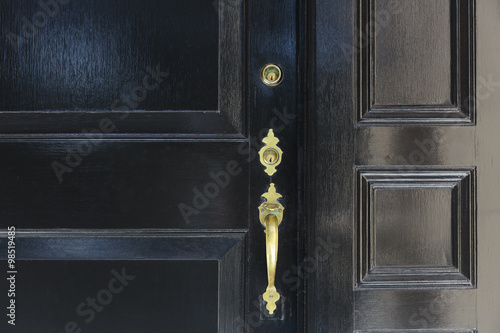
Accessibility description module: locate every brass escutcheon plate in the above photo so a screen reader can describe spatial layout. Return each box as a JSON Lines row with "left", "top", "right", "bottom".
{"left": 258, "top": 129, "right": 283, "bottom": 176}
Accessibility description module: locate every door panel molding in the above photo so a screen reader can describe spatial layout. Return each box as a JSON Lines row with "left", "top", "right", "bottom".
{"left": 0, "top": 230, "right": 246, "bottom": 332}
{"left": 0, "top": 141, "right": 249, "bottom": 229}
{"left": 356, "top": 166, "right": 477, "bottom": 289}
{"left": 0, "top": 230, "right": 246, "bottom": 260}
{"left": 0, "top": 0, "right": 245, "bottom": 136}
{"left": 356, "top": 0, "right": 476, "bottom": 125}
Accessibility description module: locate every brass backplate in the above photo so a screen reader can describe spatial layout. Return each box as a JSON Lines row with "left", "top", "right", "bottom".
{"left": 258, "top": 183, "right": 284, "bottom": 226}
{"left": 258, "top": 129, "right": 283, "bottom": 176}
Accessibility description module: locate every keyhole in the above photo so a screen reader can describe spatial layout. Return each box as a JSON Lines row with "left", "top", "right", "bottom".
{"left": 260, "top": 64, "right": 283, "bottom": 86}
{"left": 263, "top": 148, "right": 279, "bottom": 165}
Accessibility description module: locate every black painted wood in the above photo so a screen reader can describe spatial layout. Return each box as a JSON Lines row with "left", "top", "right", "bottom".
{"left": 0, "top": 141, "right": 249, "bottom": 229}
{"left": 356, "top": 167, "right": 476, "bottom": 289}
{"left": 0, "top": 231, "right": 245, "bottom": 260}
{"left": 0, "top": 231, "right": 246, "bottom": 332}
{"left": 309, "top": 0, "right": 500, "bottom": 332}
{"left": 1, "top": 0, "right": 219, "bottom": 112}
{"left": 0, "top": 0, "right": 244, "bottom": 135}
{"left": 4, "top": 0, "right": 499, "bottom": 331}
{"left": 356, "top": 0, "right": 475, "bottom": 125}
{"left": 247, "top": 0, "right": 303, "bottom": 330}
{"left": 0, "top": 0, "right": 303, "bottom": 332}
{"left": 2, "top": 260, "right": 219, "bottom": 333}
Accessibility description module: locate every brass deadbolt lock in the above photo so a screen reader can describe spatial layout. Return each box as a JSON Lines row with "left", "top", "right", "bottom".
{"left": 260, "top": 64, "right": 283, "bottom": 86}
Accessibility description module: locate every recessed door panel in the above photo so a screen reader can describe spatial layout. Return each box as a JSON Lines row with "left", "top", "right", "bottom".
{"left": 0, "top": 0, "right": 244, "bottom": 135}
{"left": 309, "top": 0, "right": 500, "bottom": 331}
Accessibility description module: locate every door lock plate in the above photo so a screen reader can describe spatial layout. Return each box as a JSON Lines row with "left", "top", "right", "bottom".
{"left": 259, "top": 129, "right": 283, "bottom": 176}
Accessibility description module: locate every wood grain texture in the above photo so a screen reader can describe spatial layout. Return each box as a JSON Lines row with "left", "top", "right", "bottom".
{"left": 356, "top": 0, "right": 476, "bottom": 125}
{"left": 308, "top": 0, "right": 500, "bottom": 331}
{"left": 247, "top": 0, "right": 303, "bottom": 331}
{"left": 0, "top": 0, "right": 244, "bottom": 135}
{"left": 0, "top": 231, "right": 246, "bottom": 260}
{"left": 308, "top": 0, "right": 356, "bottom": 331}
{"left": 0, "top": 1, "right": 249, "bottom": 332}
{"left": 219, "top": 234, "right": 246, "bottom": 332}
{"left": 356, "top": 167, "right": 476, "bottom": 289}
{"left": 0, "top": 0, "right": 305, "bottom": 331}
{"left": 0, "top": 141, "right": 248, "bottom": 229}
{"left": 0, "top": 0, "right": 219, "bottom": 111}
{"left": 373, "top": 0, "right": 452, "bottom": 106}
{"left": 475, "top": 0, "right": 500, "bottom": 330}
{"left": 354, "top": 290, "right": 476, "bottom": 331}
{"left": 1, "top": 260, "right": 219, "bottom": 332}
{"left": 0, "top": 231, "right": 245, "bottom": 332}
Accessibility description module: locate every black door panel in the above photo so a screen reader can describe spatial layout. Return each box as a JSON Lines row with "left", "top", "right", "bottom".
{"left": 0, "top": 0, "right": 303, "bottom": 332}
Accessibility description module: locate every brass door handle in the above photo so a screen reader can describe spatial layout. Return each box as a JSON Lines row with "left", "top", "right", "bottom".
{"left": 259, "top": 183, "right": 284, "bottom": 314}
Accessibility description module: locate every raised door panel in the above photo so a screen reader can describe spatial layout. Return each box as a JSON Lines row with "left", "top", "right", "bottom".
{"left": 0, "top": 0, "right": 248, "bottom": 229}
{"left": 308, "top": 0, "right": 496, "bottom": 331}
{"left": 0, "top": 141, "right": 249, "bottom": 229}
{"left": 356, "top": 167, "right": 476, "bottom": 289}
{"left": 354, "top": 0, "right": 479, "bottom": 330}
{"left": 356, "top": 0, "right": 475, "bottom": 125}
{"left": 0, "top": 0, "right": 244, "bottom": 135}
{"left": 0, "top": 232, "right": 245, "bottom": 332}
{"left": 0, "top": 1, "right": 248, "bottom": 332}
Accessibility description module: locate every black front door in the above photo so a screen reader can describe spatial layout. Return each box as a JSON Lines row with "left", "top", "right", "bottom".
{"left": 4, "top": 0, "right": 500, "bottom": 332}
{"left": 0, "top": 0, "right": 303, "bottom": 332}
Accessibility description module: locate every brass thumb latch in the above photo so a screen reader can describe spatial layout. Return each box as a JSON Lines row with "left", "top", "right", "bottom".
{"left": 258, "top": 183, "right": 284, "bottom": 315}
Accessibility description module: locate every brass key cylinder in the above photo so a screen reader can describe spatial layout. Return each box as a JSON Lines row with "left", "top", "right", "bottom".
{"left": 260, "top": 64, "right": 283, "bottom": 86}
